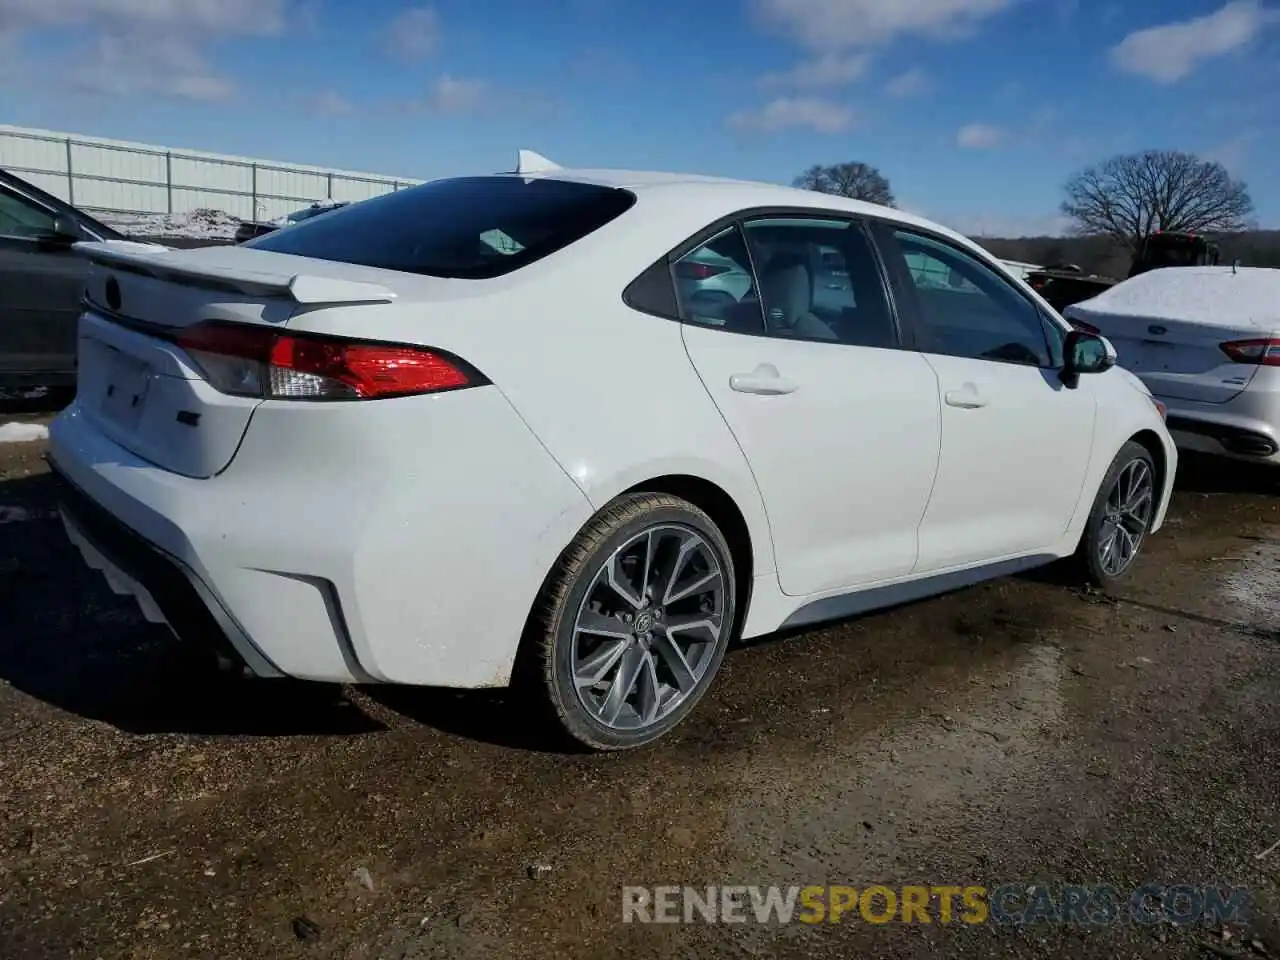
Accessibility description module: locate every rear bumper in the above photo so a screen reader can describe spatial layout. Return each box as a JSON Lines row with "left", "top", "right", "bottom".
{"left": 1157, "top": 378, "right": 1280, "bottom": 465}
{"left": 47, "top": 387, "right": 595, "bottom": 688}
{"left": 54, "top": 469, "right": 282, "bottom": 677}
{"left": 0, "top": 366, "right": 76, "bottom": 390}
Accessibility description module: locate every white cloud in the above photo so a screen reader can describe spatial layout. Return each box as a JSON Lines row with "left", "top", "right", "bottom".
{"left": 311, "top": 90, "right": 355, "bottom": 117}
{"left": 1110, "top": 0, "right": 1278, "bottom": 84}
{"left": 885, "top": 67, "right": 931, "bottom": 97}
{"left": 0, "top": 0, "right": 288, "bottom": 101}
{"left": 0, "top": 0, "right": 287, "bottom": 35}
{"left": 422, "top": 75, "right": 487, "bottom": 113}
{"left": 752, "top": 0, "right": 1018, "bottom": 50}
{"left": 759, "top": 52, "right": 869, "bottom": 88}
{"left": 956, "top": 122, "right": 1005, "bottom": 149}
{"left": 383, "top": 6, "right": 439, "bottom": 61}
{"left": 726, "top": 97, "right": 856, "bottom": 134}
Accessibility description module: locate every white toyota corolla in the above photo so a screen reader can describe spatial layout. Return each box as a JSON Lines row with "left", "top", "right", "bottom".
{"left": 49, "top": 154, "right": 1177, "bottom": 750}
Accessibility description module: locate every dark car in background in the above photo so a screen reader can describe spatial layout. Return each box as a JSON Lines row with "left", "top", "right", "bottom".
{"left": 233, "top": 200, "right": 350, "bottom": 244}
{"left": 0, "top": 168, "right": 129, "bottom": 391}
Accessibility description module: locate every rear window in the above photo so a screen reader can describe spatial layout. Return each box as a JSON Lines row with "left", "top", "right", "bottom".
{"left": 248, "top": 176, "right": 636, "bottom": 279}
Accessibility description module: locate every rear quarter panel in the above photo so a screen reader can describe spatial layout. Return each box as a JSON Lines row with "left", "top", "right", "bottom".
{"left": 282, "top": 190, "right": 782, "bottom": 583}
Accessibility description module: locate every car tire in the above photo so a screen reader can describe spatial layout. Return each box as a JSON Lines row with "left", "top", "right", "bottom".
{"left": 521, "top": 492, "right": 737, "bottom": 751}
{"left": 1073, "top": 440, "right": 1158, "bottom": 587}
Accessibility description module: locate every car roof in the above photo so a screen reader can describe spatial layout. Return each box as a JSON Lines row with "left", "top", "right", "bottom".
{"left": 488, "top": 167, "right": 972, "bottom": 248}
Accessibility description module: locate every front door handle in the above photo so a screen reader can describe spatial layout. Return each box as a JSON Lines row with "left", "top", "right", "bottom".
{"left": 944, "top": 384, "right": 988, "bottom": 409}
{"left": 729, "top": 364, "right": 799, "bottom": 396}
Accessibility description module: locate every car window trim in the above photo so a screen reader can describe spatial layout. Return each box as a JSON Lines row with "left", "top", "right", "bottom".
{"left": 624, "top": 205, "right": 910, "bottom": 351}
{"left": 867, "top": 219, "right": 1060, "bottom": 370}
{"left": 0, "top": 177, "right": 114, "bottom": 243}
{"left": 724, "top": 221, "right": 768, "bottom": 335}
{"left": 0, "top": 183, "right": 109, "bottom": 245}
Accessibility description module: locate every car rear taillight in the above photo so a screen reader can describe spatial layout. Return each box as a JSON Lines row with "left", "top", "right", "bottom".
{"left": 174, "top": 322, "right": 484, "bottom": 400}
{"left": 676, "top": 262, "right": 731, "bottom": 281}
{"left": 1219, "top": 338, "right": 1280, "bottom": 367}
{"left": 1070, "top": 319, "right": 1101, "bottom": 335}
{"left": 1151, "top": 397, "right": 1167, "bottom": 420}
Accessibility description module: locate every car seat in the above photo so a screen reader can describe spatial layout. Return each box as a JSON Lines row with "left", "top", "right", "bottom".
{"left": 757, "top": 253, "right": 838, "bottom": 341}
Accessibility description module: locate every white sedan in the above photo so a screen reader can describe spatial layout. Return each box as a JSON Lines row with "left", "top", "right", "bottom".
{"left": 49, "top": 155, "right": 1176, "bottom": 750}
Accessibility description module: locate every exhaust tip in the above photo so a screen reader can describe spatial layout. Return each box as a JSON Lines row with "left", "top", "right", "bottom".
{"left": 1221, "top": 435, "right": 1279, "bottom": 458}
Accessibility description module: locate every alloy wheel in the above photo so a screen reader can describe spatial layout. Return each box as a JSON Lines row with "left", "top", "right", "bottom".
{"left": 1097, "top": 457, "right": 1154, "bottom": 577}
{"left": 570, "top": 524, "right": 726, "bottom": 731}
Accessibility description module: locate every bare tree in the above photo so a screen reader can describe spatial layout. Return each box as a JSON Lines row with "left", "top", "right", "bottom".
{"left": 793, "top": 162, "right": 895, "bottom": 207}
{"left": 1061, "top": 150, "right": 1253, "bottom": 248}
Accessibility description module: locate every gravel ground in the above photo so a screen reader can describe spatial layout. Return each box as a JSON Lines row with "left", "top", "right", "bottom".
{"left": 1, "top": 409, "right": 1278, "bottom": 959}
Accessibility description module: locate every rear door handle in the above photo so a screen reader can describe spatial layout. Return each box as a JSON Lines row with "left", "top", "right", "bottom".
{"left": 944, "top": 385, "right": 988, "bottom": 409}
{"left": 729, "top": 364, "right": 799, "bottom": 396}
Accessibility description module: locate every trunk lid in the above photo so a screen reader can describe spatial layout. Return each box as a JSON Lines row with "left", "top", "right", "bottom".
{"left": 73, "top": 242, "right": 403, "bottom": 479}
{"left": 1065, "top": 266, "right": 1280, "bottom": 404}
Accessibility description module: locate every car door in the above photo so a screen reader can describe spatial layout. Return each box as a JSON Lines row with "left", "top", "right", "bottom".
{"left": 870, "top": 223, "right": 1097, "bottom": 573}
{"left": 0, "top": 183, "right": 88, "bottom": 386}
{"left": 676, "top": 215, "right": 942, "bottom": 597}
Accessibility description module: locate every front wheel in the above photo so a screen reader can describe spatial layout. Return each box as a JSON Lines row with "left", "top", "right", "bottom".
{"left": 1074, "top": 441, "right": 1158, "bottom": 586}
{"left": 523, "top": 493, "right": 736, "bottom": 751}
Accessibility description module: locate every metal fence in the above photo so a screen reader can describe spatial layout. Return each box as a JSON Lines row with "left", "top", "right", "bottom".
{"left": 0, "top": 124, "right": 424, "bottom": 221}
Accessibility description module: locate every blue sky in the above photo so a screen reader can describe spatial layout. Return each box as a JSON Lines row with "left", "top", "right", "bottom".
{"left": 2, "top": 0, "right": 1279, "bottom": 235}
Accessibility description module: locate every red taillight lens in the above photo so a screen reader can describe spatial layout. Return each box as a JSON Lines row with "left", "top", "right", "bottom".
{"left": 1152, "top": 397, "right": 1167, "bottom": 420}
{"left": 1070, "top": 320, "right": 1101, "bottom": 335}
{"left": 1220, "top": 338, "right": 1280, "bottom": 367}
{"left": 174, "top": 322, "right": 482, "bottom": 400}
{"left": 676, "top": 262, "right": 730, "bottom": 281}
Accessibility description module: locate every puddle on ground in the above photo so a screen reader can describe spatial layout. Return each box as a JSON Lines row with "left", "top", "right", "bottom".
{"left": 1220, "top": 535, "right": 1280, "bottom": 633}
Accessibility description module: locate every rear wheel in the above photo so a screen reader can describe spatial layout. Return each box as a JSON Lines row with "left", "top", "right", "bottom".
{"left": 1074, "top": 441, "right": 1157, "bottom": 586}
{"left": 523, "top": 493, "right": 736, "bottom": 751}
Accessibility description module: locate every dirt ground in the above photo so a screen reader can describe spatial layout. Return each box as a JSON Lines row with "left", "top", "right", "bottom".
{"left": 1, "top": 408, "right": 1278, "bottom": 960}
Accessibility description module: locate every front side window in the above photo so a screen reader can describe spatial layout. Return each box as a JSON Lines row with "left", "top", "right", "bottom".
{"left": 0, "top": 188, "right": 56, "bottom": 239}
{"left": 250, "top": 176, "right": 636, "bottom": 279}
{"left": 885, "top": 229, "right": 1052, "bottom": 367}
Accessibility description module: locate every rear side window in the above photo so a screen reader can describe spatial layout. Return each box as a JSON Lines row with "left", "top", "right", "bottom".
{"left": 249, "top": 176, "right": 636, "bottom": 279}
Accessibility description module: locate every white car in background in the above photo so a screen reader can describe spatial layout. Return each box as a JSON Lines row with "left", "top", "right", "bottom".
{"left": 49, "top": 155, "right": 1176, "bottom": 751}
{"left": 1066, "top": 267, "right": 1280, "bottom": 466}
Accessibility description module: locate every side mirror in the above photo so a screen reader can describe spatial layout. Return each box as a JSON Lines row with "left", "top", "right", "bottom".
{"left": 1063, "top": 330, "right": 1117, "bottom": 379}
{"left": 44, "top": 214, "right": 85, "bottom": 244}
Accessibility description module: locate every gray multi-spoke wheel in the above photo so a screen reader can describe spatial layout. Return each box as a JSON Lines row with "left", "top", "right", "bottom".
{"left": 1075, "top": 441, "right": 1158, "bottom": 586}
{"left": 524, "top": 493, "right": 737, "bottom": 751}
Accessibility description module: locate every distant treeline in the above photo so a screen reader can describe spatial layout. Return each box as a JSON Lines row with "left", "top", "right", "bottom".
{"left": 974, "top": 230, "right": 1280, "bottom": 279}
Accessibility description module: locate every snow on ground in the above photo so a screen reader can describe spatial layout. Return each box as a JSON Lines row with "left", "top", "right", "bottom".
{"left": 99, "top": 209, "right": 242, "bottom": 241}
{"left": 0, "top": 387, "right": 48, "bottom": 402}
{"left": 0, "top": 423, "right": 51, "bottom": 443}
